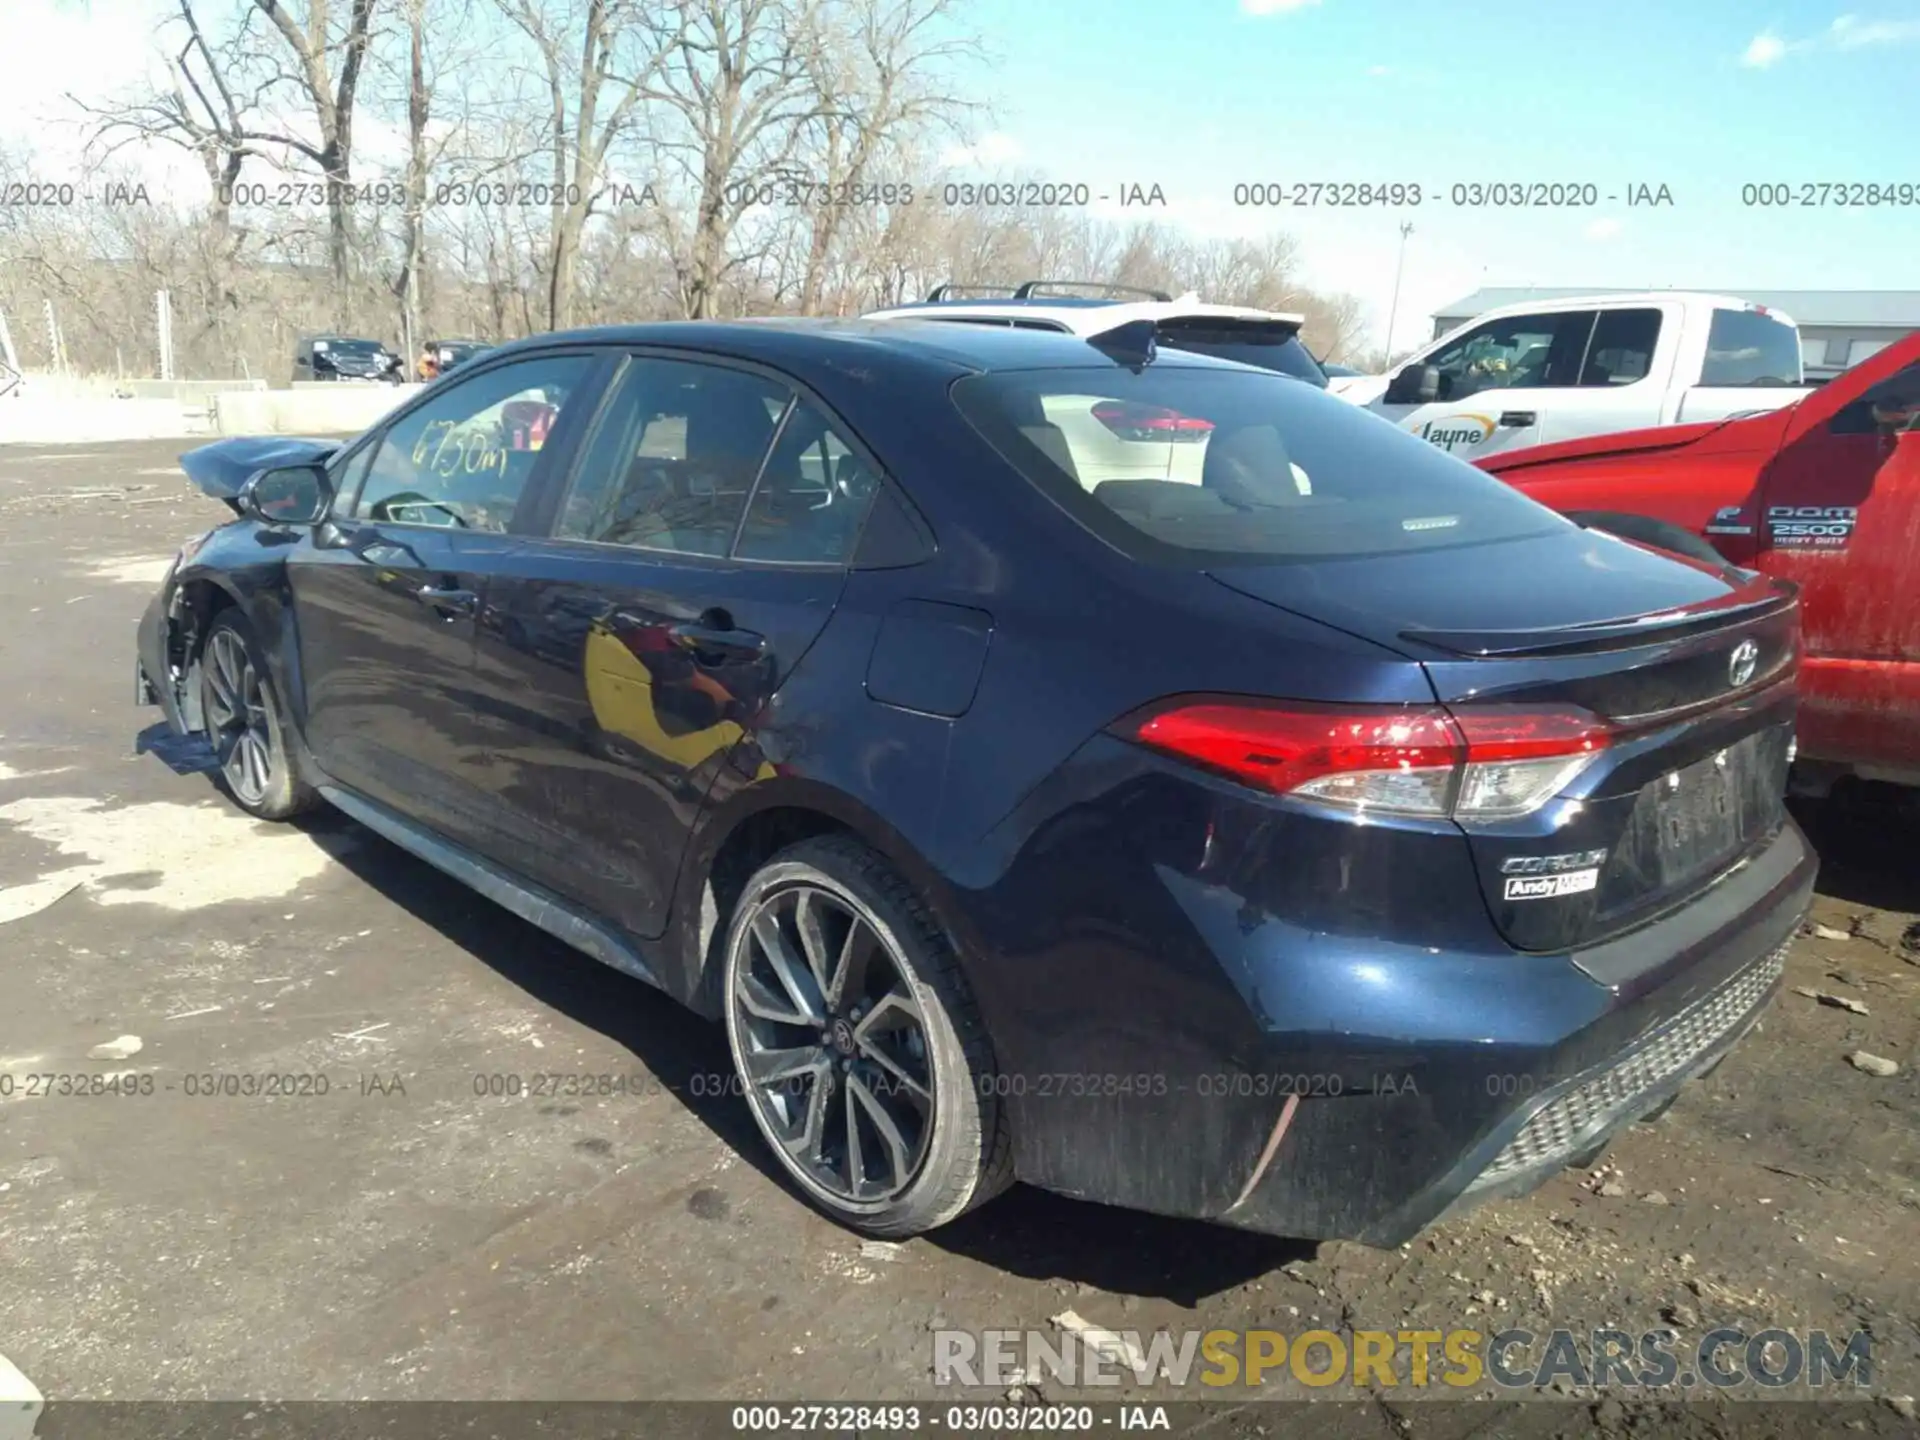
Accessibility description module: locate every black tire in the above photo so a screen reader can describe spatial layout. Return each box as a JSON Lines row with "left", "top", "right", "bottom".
{"left": 195, "top": 611, "right": 318, "bottom": 822}
{"left": 720, "top": 834, "right": 1013, "bottom": 1237}
{"left": 1567, "top": 509, "right": 1730, "bottom": 568}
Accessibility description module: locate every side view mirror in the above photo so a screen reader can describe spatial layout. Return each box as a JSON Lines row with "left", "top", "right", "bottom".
{"left": 239, "top": 463, "right": 333, "bottom": 526}
{"left": 1385, "top": 363, "right": 1442, "bottom": 405}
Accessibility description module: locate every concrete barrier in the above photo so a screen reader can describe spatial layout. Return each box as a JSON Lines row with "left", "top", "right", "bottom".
{"left": 0, "top": 394, "right": 207, "bottom": 443}
{"left": 120, "top": 378, "right": 268, "bottom": 401}
{"left": 214, "top": 384, "right": 423, "bottom": 436}
{"left": 0, "top": 377, "right": 417, "bottom": 444}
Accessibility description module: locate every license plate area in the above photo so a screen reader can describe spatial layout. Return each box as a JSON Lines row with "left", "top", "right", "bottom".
{"left": 1648, "top": 732, "right": 1776, "bottom": 888}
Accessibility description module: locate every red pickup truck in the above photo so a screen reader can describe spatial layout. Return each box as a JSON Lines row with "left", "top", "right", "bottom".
{"left": 1477, "top": 331, "right": 1920, "bottom": 795}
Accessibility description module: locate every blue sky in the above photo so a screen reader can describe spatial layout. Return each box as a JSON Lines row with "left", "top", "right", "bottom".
{"left": 944, "top": 0, "right": 1920, "bottom": 347}
{"left": 6, "top": 0, "right": 1916, "bottom": 348}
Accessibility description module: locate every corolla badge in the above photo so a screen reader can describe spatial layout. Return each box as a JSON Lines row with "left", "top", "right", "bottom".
{"left": 1408, "top": 413, "right": 1495, "bottom": 451}
{"left": 1728, "top": 639, "right": 1760, "bottom": 688}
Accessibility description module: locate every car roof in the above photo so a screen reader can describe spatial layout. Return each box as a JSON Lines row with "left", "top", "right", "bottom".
{"left": 862, "top": 296, "right": 1309, "bottom": 335}
{"left": 471, "top": 316, "right": 1254, "bottom": 382}
{"left": 1471, "top": 290, "right": 1790, "bottom": 318}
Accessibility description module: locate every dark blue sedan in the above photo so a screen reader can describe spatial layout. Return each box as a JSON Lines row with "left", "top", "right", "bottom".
{"left": 136, "top": 318, "right": 1813, "bottom": 1243}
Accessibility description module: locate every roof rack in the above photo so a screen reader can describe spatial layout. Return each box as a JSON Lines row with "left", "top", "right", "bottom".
{"left": 1014, "top": 280, "right": 1174, "bottom": 303}
{"left": 922, "top": 279, "right": 1178, "bottom": 304}
{"left": 924, "top": 282, "right": 1022, "bottom": 302}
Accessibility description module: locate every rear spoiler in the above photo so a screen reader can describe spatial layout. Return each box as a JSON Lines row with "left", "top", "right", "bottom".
{"left": 923, "top": 279, "right": 1178, "bottom": 303}
{"left": 1402, "top": 578, "right": 1798, "bottom": 658}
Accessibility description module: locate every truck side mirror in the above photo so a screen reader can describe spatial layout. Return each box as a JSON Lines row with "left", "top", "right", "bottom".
{"left": 1386, "top": 363, "right": 1441, "bottom": 405}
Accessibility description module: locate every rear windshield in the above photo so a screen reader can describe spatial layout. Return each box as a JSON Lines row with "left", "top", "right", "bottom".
{"left": 1701, "top": 309, "right": 1802, "bottom": 387}
{"left": 320, "top": 339, "right": 385, "bottom": 356}
{"left": 951, "top": 364, "right": 1568, "bottom": 564}
{"left": 1153, "top": 321, "right": 1328, "bottom": 386}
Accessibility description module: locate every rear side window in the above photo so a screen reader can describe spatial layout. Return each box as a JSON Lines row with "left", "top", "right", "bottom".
{"left": 1154, "top": 321, "right": 1328, "bottom": 386}
{"left": 1578, "top": 308, "right": 1661, "bottom": 386}
{"left": 951, "top": 365, "right": 1567, "bottom": 565}
{"left": 1702, "top": 309, "right": 1802, "bottom": 386}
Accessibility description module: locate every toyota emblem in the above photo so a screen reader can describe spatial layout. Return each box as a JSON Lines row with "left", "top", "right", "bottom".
{"left": 1728, "top": 639, "right": 1760, "bottom": 688}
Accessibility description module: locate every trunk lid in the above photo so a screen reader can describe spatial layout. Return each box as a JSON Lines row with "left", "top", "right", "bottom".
{"left": 179, "top": 437, "right": 341, "bottom": 512}
{"left": 1209, "top": 525, "right": 1802, "bottom": 953}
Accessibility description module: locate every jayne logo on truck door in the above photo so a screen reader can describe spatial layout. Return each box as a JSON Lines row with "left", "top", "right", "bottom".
{"left": 1407, "top": 413, "right": 1496, "bottom": 451}
{"left": 1767, "top": 505, "right": 1857, "bottom": 550}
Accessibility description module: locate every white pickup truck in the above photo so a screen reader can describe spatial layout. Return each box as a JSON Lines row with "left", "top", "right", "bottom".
{"left": 1331, "top": 291, "right": 1812, "bottom": 462}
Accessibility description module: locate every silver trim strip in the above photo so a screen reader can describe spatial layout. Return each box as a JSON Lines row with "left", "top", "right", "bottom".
{"left": 318, "top": 784, "right": 665, "bottom": 992}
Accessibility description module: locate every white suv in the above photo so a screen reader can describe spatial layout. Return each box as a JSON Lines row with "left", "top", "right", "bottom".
{"left": 862, "top": 282, "right": 1329, "bottom": 387}
{"left": 865, "top": 283, "right": 1326, "bottom": 490}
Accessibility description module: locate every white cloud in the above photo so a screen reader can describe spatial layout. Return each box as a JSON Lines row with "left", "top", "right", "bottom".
{"left": 938, "top": 132, "right": 1025, "bottom": 170}
{"left": 1830, "top": 13, "right": 1920, "bottom": 46}
{"left": 1741, "top": 30, "right": 1791, "bottom": 66}
{"left": 1366, "top": 64, "right": 1393, "bottom": 76}
{"left": 1585, "top": 217, "right": 1624, "bottom": 241}
{"left": 1242, "top": 0, "right": 1322, "bottom": 14}
{"left": 1741, "top": 13, "right": 1920, "bottom": 66}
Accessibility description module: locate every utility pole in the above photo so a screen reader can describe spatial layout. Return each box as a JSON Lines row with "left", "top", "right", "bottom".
{"left": 1384, "top": 221, "right": 1414, "bottom": 360}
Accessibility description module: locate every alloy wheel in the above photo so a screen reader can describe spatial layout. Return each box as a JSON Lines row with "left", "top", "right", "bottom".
{"left": 728, "top": 883, "right": 936, "bottom": 1205}
{"left": 202, "top": 628, "right": 274, "bottom": 807}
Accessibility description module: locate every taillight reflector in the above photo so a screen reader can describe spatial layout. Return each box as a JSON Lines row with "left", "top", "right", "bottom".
{"left": 1091, "top": 401, "right": 1214, "bottom": 442}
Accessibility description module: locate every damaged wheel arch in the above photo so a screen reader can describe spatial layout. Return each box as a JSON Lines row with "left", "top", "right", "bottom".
{"left": 167, "top": 573, "right": 245, "bottom": 734}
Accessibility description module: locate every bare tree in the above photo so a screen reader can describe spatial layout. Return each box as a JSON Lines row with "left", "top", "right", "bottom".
{"left": 651, "top": 0, "right": 829, "bottom": 318}
{"left": 241, "top": 0, "right": 383, "bottom": 307}
{"left": 72, "top": 1, "right": 277, "bottom": 359}
{"left": 495, "top": 0, "right": 681, "bottom": 330}
{"left": 791, "top": 0, "right": 977, "bottom": 314}
{"left": 380, "top": 0, "right": 489, "bottom": 363}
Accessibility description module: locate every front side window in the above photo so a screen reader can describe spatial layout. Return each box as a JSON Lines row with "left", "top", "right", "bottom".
{"left": 1830, "top": 361, "right": 1920, "bottom": 435}
{"left": 1426, "top": 310, "right": 1596, "bottom": 401}
{"left": 352, "top": 353, "right": 594, "bottom": 531}
{"left": 952, "top": 363, "right": 1566, "bottom": 565}
{"left": 556, "top": 358, "right": 791, "bottom": 557}
{"left": 1701, "top": 309, "right": 1802, "bottom": 387}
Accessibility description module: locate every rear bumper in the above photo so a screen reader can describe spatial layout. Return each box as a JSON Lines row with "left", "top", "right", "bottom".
{"left": 974, "top": 813, "right": 1814, "bottom": 1247}
{"left": 1236, "top": 823, "right": 1812, "bottom": 1245}
{"left": 1436, "top": 934, "right": 1784, "bottom": 1217}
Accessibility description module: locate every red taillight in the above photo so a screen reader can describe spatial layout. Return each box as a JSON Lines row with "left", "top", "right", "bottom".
{"left": 1091, "top": 401, "right": 1214, "bottom": 443}
{"left": 1448, "top": 706, "right": 1611, "bottom": 762}
{"left": 1127, "top": 700, "right": 1612, "bottom": 820}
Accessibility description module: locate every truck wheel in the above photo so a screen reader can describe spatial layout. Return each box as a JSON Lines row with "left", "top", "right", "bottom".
{"left": 1566, "top": 510, "right": 1730, "bottom": 568}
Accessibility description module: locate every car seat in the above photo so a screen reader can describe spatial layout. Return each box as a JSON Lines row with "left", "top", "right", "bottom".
{"left": 655, "top": 383, "right": 780, "bottom": 554}
{"left": 1201, "top": 424, "right": 1302, "bottom": 508}
{"left": 1004, "top": 388, "right": 1082, "bottom": 487}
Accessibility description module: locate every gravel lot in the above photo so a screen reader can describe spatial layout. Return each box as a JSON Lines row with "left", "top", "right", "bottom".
{"left": 0, "top": 440, "right": 1915, "bottom": 1429}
